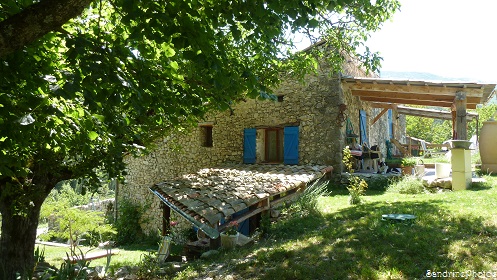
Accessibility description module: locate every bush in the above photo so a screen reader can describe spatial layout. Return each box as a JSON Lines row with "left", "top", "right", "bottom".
{"left": 387, "top": 175, "right": 426, "bottom": 194}
{"left": 365, "top": 176, "right": 390, "bottom": 191}
{"left": 290, "top": 179, "right": 330, "bottom": 215}
{"left": 39, "top": 207, "right": 116, "bottom": 246}
{"left": 347, "top": 176, "right": 368, "bottom": 205}
{"left": 114, "top": 199, "right": 146, "bottom": 245}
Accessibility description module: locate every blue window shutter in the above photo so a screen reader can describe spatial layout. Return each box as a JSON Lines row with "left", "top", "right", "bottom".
{"left": 284, "top": 126, "right": 299, "bottom": 165}
{"left": 360, "top": 110, "right": 368, "bottom": 145}
{"left": 243, "top": 128, "right": 256, "bottom": 164}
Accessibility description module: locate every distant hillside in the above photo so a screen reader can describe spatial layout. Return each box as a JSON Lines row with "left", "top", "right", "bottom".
{"left": 379, "top": 71, "right": 476, "bottom": 82}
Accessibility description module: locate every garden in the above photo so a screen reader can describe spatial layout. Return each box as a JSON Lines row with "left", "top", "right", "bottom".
{"left": 30, "top": 158, "right": 497, "bottom": 279}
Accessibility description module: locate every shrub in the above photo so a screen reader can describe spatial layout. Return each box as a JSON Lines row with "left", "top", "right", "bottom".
{"left": 347, "top": 176, "right": 368, "bottom": 205}
{"left": 343, "top": 146, "right": 368, "bottom": 204}
{"left": 114, "top": 199, "right": 158, "bottom": 246}
{"left": 365, "top": 176, "right": 390, "bottom": 191}
{"left": 387, "top": 175, "right": 426, "bottom": 194}
{"left": 291, "top": 179, "right": 330, "bottom": 215}
{"left": 39, "top": 207, "right": 116, "bottom": 246}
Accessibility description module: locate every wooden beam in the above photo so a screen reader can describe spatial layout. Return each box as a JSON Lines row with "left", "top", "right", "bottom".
{"left": 343, "top": 82, "right": 485, "bottom": 97}
{"left": 218, "top": 202, "right": 270, "bottom": 232}
{"left": 454, "top": 91, "right": 468, "bottom": 140}
{"left": 351, "top": 90, "right": 482, "bottom": 104}
{"left": 372, "top": 108, "right": 388, "bottom": 125}
{"left": 360, "top": 96, "right": 478, "bottom": 109}
{"left": 396, "top": 106, "right": 477, "bottom": 121}
{"left": 370, "top": 102, "right": 398, "bottom": 109}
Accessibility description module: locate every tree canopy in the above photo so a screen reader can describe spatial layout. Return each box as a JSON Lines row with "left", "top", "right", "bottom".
{"left": 0, "top": 0, "right": 399, "bottom": 277}
{"left": 406, "top": 104, "right": 497, "bottom": 144}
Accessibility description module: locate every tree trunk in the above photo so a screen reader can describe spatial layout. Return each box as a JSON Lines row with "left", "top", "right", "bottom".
{"left": 0, "top": 185, "right": 48, "bottom": 280}
{"left": 0, "top": 0, "right": 95, "bottom": 58}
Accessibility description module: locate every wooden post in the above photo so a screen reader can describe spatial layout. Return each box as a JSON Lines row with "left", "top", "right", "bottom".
{"left": 162, "top": 203, "right": 171, "bottom": 236}
{"left": 408, "top": 137, "right": 412, "bottom": 156}
{"left": 454, "top": 91, "right": 467, "bottom": 140}
{"left": 210, "top": 236, "right": 221, "bottom": 250}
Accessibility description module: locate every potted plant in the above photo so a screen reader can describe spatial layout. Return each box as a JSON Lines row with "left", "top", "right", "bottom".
{"left": 220, "top": 221, "right": 239, "bottom": 248}
{"left": 401, "top": 157, "right": 417, "bottom": 175}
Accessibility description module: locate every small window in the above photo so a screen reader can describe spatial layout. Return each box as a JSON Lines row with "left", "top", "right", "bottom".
{"left": 200, "top": 126, "right": 213, "bottom": 147}
{"left": 277, "top": 95, "right": 284, "bottom": 102}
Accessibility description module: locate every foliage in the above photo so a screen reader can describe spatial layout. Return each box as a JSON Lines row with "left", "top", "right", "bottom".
{"left": 123, "top": 175, "right": 496, "bottom": 279}
{"left": 40, "top": 207, "right": 116, "bottom": 247}
{"left": 343, "top": 146, "right": 368, "bottom": 204}
{"left": 167, "top": 218, "right": 195, "bottom": 245}
{"left": 40, "top": 183, "right": 91, "bottom": 224}
{"left": 39, "top": 183, "right": 116, "bottom": 246}
{"left": 468, "top": 103, "right": 497, "bottom": 137}
{"left": 406, "top": 103, "right": 497, "bottom": 144}
{"left": 385, "top": 157, "right": 403, "bottom": 167}
{"left": 224, "top": 221, "right": 239, "bottom": 235}
{"left": 347, "top": 176, "right": 368, "bottom": 205}
{"left": 343, "top": 146, "right": 354, "bottom": 173}
{"left": 401, "top": 157, "right": 418, "bottom": 167}
{"left": 290, "top": 179, "right": 330, "bottom": 216}
{"left": 259, "top": 212, "right": 272, "bottom": 238}
{"left": 136, "top": 251, "right": 163, "bottom": 279}
{"left": 406, "top": 115, "right": 452, "bottom": 144}
{"left": 114, "top": 199, "right": 153, "bottom": 246}
{"left": 387, "top": 175, "right": 426, "bottom": 194}
{"left": 0, "top": 0, "right": 400, "bottom": 276}
{"left": 364, "top": 176, "right": 390, "bottom": 191}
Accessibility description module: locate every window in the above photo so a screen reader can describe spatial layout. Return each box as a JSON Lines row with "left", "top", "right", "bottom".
{"left": 200, "top": 126, "right": 213, "bottom": 147}
{"left": 244, "top": 126, "right": 299, "bottom": 165}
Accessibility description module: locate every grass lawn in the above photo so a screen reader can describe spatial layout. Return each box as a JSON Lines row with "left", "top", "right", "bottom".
{"left": 42, "top": 175, "right": 497, "bottom": 279}
{"left": 40, "top": 243, "right": 151, "bottom": 270}
{"left": 174, "top": 176, "right": 497, "bottom": 279}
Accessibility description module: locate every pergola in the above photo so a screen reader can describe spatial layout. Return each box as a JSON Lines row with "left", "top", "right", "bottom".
{"left": 341, "top": 77, "right": 496, "bottom": 140}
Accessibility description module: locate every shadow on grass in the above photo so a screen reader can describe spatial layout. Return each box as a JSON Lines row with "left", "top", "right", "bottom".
{"left": 327, "top": 175, "right": 395, "bottom": 196}
{"left": 468, "top": 180, "right": 494, "bottom": 191}
{"left": 227, "top": 200, "right": 497, "bottom": 280}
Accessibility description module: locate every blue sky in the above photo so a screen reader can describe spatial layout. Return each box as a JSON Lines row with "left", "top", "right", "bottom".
{"left": 367, "top": 0, "right": 497, "bottom": 83}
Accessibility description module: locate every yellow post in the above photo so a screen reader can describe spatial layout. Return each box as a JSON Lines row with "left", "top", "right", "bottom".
{"left": 451, "top": 148, "right": 472, "bottom": 190}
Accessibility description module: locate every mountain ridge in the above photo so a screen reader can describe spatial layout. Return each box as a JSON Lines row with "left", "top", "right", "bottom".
{"left": 379, "top": 70, "right": 480, "bottom": 82}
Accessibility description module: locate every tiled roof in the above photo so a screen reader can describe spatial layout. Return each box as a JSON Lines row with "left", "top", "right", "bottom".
{"left": 150, "top": 163, "right": 329, "bottom": 238}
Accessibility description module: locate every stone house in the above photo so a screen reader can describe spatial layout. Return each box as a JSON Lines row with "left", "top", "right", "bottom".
{"left": 120, "top": 49, "right": 404, "bottom": 240}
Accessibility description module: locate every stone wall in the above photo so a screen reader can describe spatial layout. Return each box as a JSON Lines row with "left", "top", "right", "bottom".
{"left": 121, "top": 58, "right": 395, "bottom": 234}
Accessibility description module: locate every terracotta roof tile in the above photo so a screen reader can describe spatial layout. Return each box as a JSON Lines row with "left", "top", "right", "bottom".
{"left": 150, "top": 163, "right": 330, "bottom": 232}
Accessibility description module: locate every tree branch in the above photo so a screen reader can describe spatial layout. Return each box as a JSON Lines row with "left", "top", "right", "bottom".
{"left": 0, "top": 0, "right": 95, "bottom": 58}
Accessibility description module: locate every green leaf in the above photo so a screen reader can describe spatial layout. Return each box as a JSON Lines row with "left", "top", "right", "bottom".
{"left": 88, "top": 131, "right": 99, "bottom": 141}
{"left": 162, "top": 44, "right": 176, "bottom": 58}
{"left": 170, "top": 61, "right": 179, "bottom": 70}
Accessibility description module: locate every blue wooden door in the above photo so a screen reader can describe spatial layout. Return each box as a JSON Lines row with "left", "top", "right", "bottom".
{"left": 284, "top": 126, "right": 299, "bottom": 165}
{"left": 359, "top": 110, "right": 368, "bottom": 145}
{"left": 243, "top": 128, "right": 256, "bottom": 164}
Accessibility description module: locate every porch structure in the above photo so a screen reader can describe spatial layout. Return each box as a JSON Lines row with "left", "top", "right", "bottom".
{"left": 342, "top": 77, "right": 496, "bottom": 141}
{"left": 149, "top": 163, "right": 332, "bottom": 245}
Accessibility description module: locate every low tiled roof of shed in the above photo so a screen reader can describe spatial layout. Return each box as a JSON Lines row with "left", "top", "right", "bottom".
{"left": 150, "top": 163, "right": 329, "bottom": 238}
